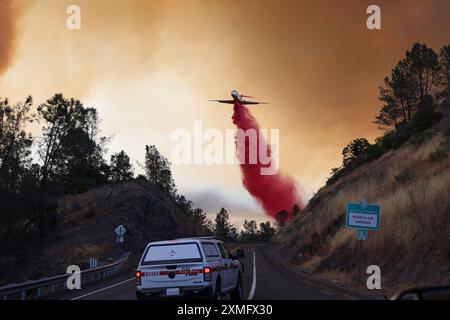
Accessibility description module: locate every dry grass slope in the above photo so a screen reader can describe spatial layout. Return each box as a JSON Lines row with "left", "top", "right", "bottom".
{"left": 272, "top": 104, "right": 450, "bottom": 295}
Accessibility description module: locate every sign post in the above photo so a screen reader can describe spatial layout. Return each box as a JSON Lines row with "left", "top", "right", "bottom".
{"left": 114, "top": 225, "right": 127, "bottom": 254}
{"left": 357, "top": 229, "right": 368, "bottom": 241}
{"left": 346, "top": 200, "right": 380, "bottom": 281}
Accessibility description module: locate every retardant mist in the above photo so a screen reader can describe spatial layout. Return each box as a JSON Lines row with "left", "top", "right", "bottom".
{"left": 232, "top": 102, "right": 305, "bottom": 220}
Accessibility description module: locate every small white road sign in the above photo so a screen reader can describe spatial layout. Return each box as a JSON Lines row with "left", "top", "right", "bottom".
{"left": 115, "top": 225, "right": 126, "bottom": 236}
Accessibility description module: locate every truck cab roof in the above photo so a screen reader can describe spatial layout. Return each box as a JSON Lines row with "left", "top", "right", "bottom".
{"left": 144, "top": 237, "right": 221, "bottom": 247}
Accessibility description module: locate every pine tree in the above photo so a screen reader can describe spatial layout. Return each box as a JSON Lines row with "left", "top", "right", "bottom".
{"left": 110, "top": 150, "right": 134, "bottom": 182}
{"left": 144, "top": 145, "right": 176, "bottom": 195}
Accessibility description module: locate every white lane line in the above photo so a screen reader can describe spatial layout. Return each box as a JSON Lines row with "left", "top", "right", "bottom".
{"left": 247, "top": 251, "right": 256, "bottom": 300}
{"left": 71, "top": 277, "right": 135, "bottom": 300}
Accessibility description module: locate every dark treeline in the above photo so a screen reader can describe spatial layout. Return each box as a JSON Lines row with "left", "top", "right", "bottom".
{"left": 211, "top": 207, "right": 277, "bottom": 242}
{"left": 0, "top": 93, "right": 207, "bottom": 254}
{"left": 328, "top": 43, "right": 450, "bottom": 185}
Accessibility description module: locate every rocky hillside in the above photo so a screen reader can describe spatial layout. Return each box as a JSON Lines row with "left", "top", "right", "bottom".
{"left": 271, "top": 102, "right": 450, "bottom": 296}
{"left": 0, "top": 181, "right": 209, "bottom": 285}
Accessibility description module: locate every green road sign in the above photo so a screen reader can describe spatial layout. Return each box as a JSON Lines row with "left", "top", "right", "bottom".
{"left": 346, "top": 200, "right": 380, "bottom": 231}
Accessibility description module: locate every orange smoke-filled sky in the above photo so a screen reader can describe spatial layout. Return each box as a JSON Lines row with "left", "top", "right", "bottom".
{"left": 1, "top": 0, "right": 449, "bottom": 225}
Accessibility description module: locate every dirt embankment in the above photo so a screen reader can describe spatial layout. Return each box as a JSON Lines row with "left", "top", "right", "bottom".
{"left": 0, "top": 181, "right": 209, "bottom": 285}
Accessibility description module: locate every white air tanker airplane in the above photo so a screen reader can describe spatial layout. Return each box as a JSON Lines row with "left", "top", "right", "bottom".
{"left": 210, "top": 90, "right": 269, "bottom": 105}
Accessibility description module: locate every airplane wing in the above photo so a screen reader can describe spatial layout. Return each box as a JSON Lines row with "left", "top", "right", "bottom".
{"left": 209, "top": 100, "right": 235, "bottom": 104}
{"left": 241, "top": 100, "right": 269, "bottom": 105}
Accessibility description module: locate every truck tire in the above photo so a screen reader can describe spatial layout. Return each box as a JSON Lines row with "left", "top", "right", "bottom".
{"left": 214, "top": 280, "right": 223, "bottom": 300}
{"left": 230, "top": 275, "right": 243, "bottom": 300}
{"left": 136, "top": 292, "right": 145, "bottom": 300}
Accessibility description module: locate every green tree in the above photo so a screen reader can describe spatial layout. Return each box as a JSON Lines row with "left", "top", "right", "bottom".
{"left": 214, "top": 207, "right": 232, "bottom": 239}
{"left": 35, "top": 94, "right": 109, "bottom": 235}
{"left": 376, "top": 57, "right": 418, "bottom": 128}
{"left": 258, "top": 221, "right": 275, "bottom": 241}
{"left": 439, "top": 45, "right": 450, "bottom": 97}
{"left": 0, "top": 96, "right": 34, "bottom": 190}
{"left": 374, "top": 89, "right": 403, "bottom": 129}
{"left": 39, "top": 98, "right": 108, "bottom": 193}
{"left": 275, "top": 210, "right": 289, "bottom": 228}
{"left": 144, "top": 145, "right": 176, "bottom": 195}
{"left": 192, "top": 207, "right": 207, "bottom": 224}
{"left": 375, "top": 43, "right": 440, "bottom": 130}
{"left": 110, "top": 150, "right": 134, "bottom": 182}
{"left": 38, "top": 94, "right": 85, "bottom": 193}
{"left": 388, "top": 60, "right": 418, "bottom": 122}
{"left": 406, "top": 43, "right": 439, "bottom": 105}
{"left": 342, "top": 138, "right": 370, "bottom": 167}
{"left": 175, "top": 194, "right": 193, "bottom": 214}
{"left": 291, "top": 204, "right": 301, "bottom": 218}
{"left": 204, "top": 218, "right": 215, "bottom": 234}
{"left": 228, "top": 225, "right": 238, "bottom": 241}
{"left": 241, "top": 220, "right": 258, "bottom": 240}
{"left": 0, "top": 97, "right": 36, "bottom": 250}
{"left": 58, "top": 127, "right": 109, "bottom": 191}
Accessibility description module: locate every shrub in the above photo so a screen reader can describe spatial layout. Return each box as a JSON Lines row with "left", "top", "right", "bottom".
{"left": 411, "top": 110, "right": 442, "bottom": 133}
{"left": 444, "top": 126, "right": 450, "bottom": 139}
{"left": 395, "top": 168, "right": 414, "bottom": 185}
{"left": 364, "top": 143, "right": 383, "bottom": 161}
{"left": 378, "top": 124, "right": 412, "bottom": 151}
{"left": 411, "top": 132, "right": 433, "bottom": 146}
{"left": 429, "top": 148, "right": 448, "bottom": 162}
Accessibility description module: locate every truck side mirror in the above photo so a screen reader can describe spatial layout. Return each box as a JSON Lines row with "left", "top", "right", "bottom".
{"left": 235, "top": 249, "right": 245, "bottom": 259}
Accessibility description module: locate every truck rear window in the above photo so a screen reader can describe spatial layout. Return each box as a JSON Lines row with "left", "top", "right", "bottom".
{"left": 202, "top": 243, "right": 220, "bottom": 257}
{"left": 142, "top": 242, "right": 203, "bottom": 265}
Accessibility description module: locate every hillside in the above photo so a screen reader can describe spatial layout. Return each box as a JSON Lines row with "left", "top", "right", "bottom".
{"left": 271, "top": 102, "right": 450, "bottom": 296}
{"left": 0, "top": 181, "right": 209, "bottom": 286}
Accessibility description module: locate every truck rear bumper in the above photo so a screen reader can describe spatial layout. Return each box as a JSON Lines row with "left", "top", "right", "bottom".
{"left": 137, "top": 285, "right": 213, "bottom": 300}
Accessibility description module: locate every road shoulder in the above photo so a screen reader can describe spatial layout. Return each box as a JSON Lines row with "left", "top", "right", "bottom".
{"left": 260, "top": 246, "right": 384, "bottom": 300}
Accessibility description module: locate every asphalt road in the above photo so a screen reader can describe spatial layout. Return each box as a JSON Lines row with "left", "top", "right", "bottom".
{"left": 53, "top": 243, "right": 367, "bottom": 300}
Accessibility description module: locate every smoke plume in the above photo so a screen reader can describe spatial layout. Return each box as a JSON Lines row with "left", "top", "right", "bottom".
{"left": 232, "top": 101, "right": 305, "bottom": 221}
{"left": 0, "top": 0, "right": 28, "bottom": 77}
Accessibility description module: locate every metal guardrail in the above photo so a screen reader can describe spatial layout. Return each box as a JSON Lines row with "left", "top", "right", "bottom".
{"left": 0, "top": 252, "right": 131, "bottom": 300}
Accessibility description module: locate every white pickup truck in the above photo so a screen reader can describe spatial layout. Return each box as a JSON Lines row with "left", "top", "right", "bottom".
{"left": 135, "top": 237, "right": 245, "bottom": 300}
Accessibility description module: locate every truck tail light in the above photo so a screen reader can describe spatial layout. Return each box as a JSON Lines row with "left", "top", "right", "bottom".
{"left": 136, "top": 271, "right": 142, "bottom": 285}
{"left": 203, "top": 267, "right": 212, "bottom": 282}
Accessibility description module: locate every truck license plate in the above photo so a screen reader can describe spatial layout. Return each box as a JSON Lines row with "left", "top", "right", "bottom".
{"left": 166, "top": 288, "right": 180, "bottom": 296}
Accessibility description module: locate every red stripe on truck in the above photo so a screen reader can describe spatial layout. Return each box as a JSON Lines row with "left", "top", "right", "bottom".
{"left": 142, "top": 264, "right": 239, "bottom": 277}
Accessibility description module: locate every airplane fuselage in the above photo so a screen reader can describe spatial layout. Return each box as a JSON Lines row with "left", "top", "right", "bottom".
{"left": 209, "top": 90, "right": 266, "bottom": 105}
{"left": 231, "top": 90, "right": 242, "bottom": 102}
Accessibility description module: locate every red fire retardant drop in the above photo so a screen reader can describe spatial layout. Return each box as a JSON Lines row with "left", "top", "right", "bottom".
{"left": 232, "top": 101, "right": 305, "bottom": 220}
